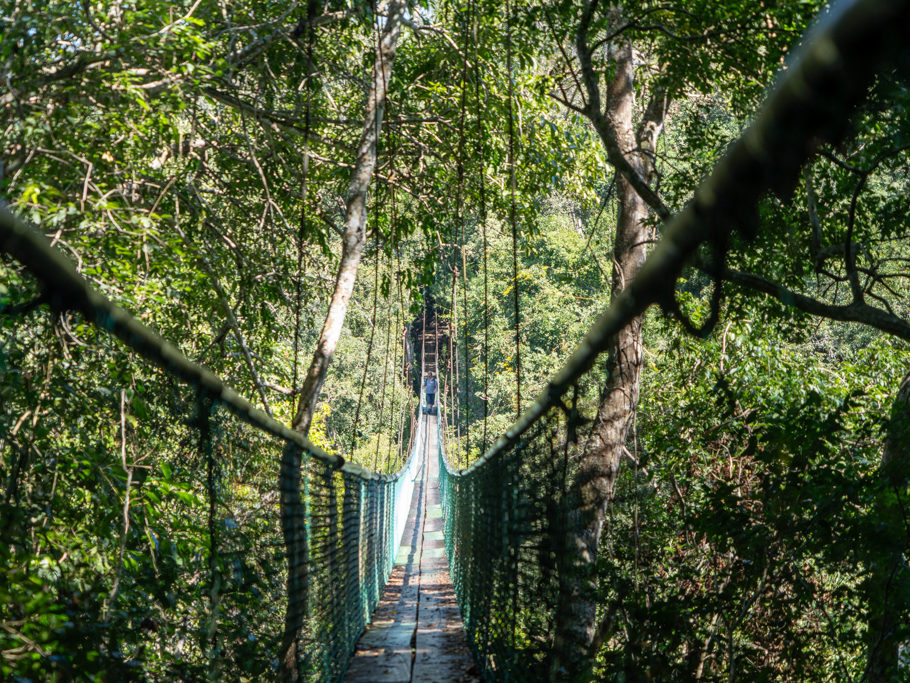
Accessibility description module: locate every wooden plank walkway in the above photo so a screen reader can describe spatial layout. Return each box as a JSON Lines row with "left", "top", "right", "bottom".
{"left": 345, "top": 414, "right": 478, "bottom": 683}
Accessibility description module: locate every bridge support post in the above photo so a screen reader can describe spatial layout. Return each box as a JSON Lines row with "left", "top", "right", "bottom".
{"left": 866, "top": 371, "right": 910, "bottom": 680}
{"left": 279, "top": 442, "right": 309, "bottom": 683}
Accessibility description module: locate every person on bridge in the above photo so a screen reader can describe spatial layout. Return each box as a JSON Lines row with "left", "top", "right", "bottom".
{"left": 424, "top": 371, "right": 438, "bottom": 414}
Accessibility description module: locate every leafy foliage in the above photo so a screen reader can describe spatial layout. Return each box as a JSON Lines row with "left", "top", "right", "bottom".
{"left": 3, "top": 0, "right": 910, "bottom": 679}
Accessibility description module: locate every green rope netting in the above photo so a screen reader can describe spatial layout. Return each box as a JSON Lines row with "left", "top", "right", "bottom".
{"left": 288, "top": 462, "right": 399, "bottom": 680}
{"left": 0, "top": 267, "right": 419, "bottom": 681}
{"left": 437, "top": 389, "right": 594, "bottom": 680}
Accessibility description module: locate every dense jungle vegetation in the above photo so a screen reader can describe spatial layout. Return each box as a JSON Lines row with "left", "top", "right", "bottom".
{"left": 2, "top": 0, "right": 910, "bottom": 680}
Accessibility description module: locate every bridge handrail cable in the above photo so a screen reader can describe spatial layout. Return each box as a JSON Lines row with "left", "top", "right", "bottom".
{"left": 0, "top": 202, "right": 417, "bottom": 483}
{"left": 0, "top": 206, "right": 423, "bottom": 681}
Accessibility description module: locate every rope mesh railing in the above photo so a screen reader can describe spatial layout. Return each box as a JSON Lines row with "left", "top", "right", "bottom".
{"left": 437, "top": 374, "right": 600, "bottom": 680}
{"left": 0, "top": 207, "right": 421, "bottom": 681}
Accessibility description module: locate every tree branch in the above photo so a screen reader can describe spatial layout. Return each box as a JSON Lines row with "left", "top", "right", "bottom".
{"left": 574, "top": 1, "right": 672, "bottom": 220}
{"left": 704, "top": 258, "right": 910, "bottom": 341}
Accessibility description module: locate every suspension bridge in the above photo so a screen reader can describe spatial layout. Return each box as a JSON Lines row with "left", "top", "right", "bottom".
{"left": 2, "top": 1, "right": 909, "bottom": 680}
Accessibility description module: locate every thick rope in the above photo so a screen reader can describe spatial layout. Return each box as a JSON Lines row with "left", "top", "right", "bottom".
{"left": 0, "top": 207, "right": 374, "bottom": 472}
{"left": 448, "top": 0, "right": 910, "bottom": 474}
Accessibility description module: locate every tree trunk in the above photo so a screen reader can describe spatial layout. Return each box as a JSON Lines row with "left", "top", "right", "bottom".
{"left": 552, "top": 28, "right": 667, "bottom": 681}
{"left": 291, "top": 1, "right": 405, "bottom": 437}
{"left": 278, "top": 4, "right": 406, "bottom": 680}
{"left": 865, "top": 371, "right": 910, "bottom": 681}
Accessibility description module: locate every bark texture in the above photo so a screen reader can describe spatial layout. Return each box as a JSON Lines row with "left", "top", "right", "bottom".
{"left": 865, "top": 371, "right": 910, "bottom": 681}
{"left": 279, "top": 4, "right": 406, "bottom": 680}
{"left": 551, "top": 8, "right": 668, "bottom": 679}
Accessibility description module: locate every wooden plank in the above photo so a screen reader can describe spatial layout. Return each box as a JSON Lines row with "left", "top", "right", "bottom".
{"left": 346, "top": 454, "right": 425, "bottom": 682}
{"left": 413, "top": 418, "right": 479, "bottom": 683}
{"left": 347, "top": 414, "right": 478, "bottom": 683}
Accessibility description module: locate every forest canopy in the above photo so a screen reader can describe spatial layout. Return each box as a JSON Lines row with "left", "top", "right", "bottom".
{"left": 2, "top": 0, "right": 910, "bottom": 680}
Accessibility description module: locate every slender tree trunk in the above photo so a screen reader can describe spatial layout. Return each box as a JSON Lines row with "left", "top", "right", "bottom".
{"left": 291, "top": 0, "right": 405, "bottom": 436}
{"left": 278, "top": 4, "right": 406, "bottom": 680}
{"left": 552, "top": 29, "right": 668, "bottom": 681}
{"left": 865, "top": 371, "right": 910, "bottom": 681}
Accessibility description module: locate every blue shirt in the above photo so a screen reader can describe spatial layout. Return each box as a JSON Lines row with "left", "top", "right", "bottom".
{"left": 424, "top": 377, "right": 438, "bottom": 393}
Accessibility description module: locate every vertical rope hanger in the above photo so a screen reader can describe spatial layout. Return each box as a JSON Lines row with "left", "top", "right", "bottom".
{"left": 419, "top": 306, "right": 427, "bottom": 390}
{"left": 454, "top": 0, "right": 472, "bottom": 463}
{"left": 386, "top": 127, "right": 409, "bottom": 473}
{"left": 291, "top": 2, "right": 319, "bottom": 410}
{"left": 471, "top": 0, "right": 490, "bottom": 455}
{"left": 395, "top": 249, "right": 405, "bottom": 466}
{"left": 504, "top": 0, "right": 522, "bottom": 419}
{"left": 449, "top": 262, "right": 458, "bottom": 456}
{"left": 367, "top": 0, "right": 398, "bottom": 473}
{"left": 377, "top": 79, "right": 405, "bottom": 474}
{"left": 372, "top": 269, "right": 393, "bottom": 471}
{"left": 197, "top": 390, "right": 221, "bottom": 680}
{"left": 350, "top": 232, "right": 382, "bottom": 455}
{"left": 351, "top": 0, "right": 391, "bottom": 464}
{"left": 385, "top": 246, "right": 402, "bottom": 471}
{"left": 384, "top": 168, "right": 402, "bottom": 472}
{"left": 282, "top": 4, "right": 315, "bottom": 647}
{"left": 397, "top": 247, "right": 420, "bottom": 464}
{"left": 502, "top": 0, "right": 524, "bottom": 655}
